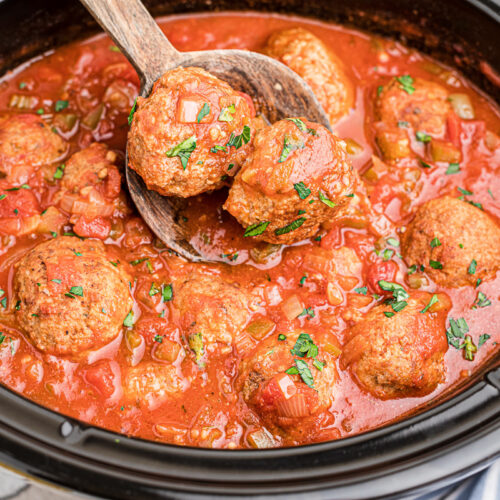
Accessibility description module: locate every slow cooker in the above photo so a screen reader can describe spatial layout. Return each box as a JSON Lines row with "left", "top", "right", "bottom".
{"left": 0, "top": 0, "right": 499, "bottom": 498}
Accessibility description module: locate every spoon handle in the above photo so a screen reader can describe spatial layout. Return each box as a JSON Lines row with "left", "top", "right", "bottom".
{"left": 80, "top": 0, "right": 181, "bottom": 89}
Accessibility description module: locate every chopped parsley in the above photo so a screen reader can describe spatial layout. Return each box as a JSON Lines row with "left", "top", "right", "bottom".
{"left": 318, "top": 191, "right": 336, "bottom": 208}
{"left": 290, "top": 333, "right": 318, "bottom": 358}
{"left": 109, "top": 45, "right": 121, "bottom": 52}
{"left": 0, "top": 195, "right": 5, "bottom": 201}
{"left": 19, "top": 82, "right": 26, "bottom": 89}
{"left": 162, "top": 283, "right": 173, "bottom": 302}
{"left": 226, "top": 125, "right": 251, "bottom": 150}
{"left": 420, "top": 294, "right": 438, "bottom": 313}
{"left": 378, "top": 280, "right": 409, "bottom": 314}
{"left": 289, "top": 182, "right": 311, "bottom": 201}
{"left": 446, "top": 163, "right": 461, "bottom": 175}
{"left": 472, "top": 291, "right": 491, "bottom": 309}
{"left": 275, "top": 217, "right": 306, "bottom": 236}
{"left": 478, "top": 334, "right": 491, "bottom": 348}
{"left": 419, "top": 159, "right": 432, "bottom": 169}
{"left": 149, "top": 282, "right": 160, "bottom": 296}
{"left": 123, "top": 311, "right": 134, "bottom": 328}
{"left": 355, "top": 287, "right": 368, "bottom": 295}
{"left": 55, "top": 100, "right": 69, "bottom": 112}
{"left": 128, "top": 98, "right": 137, "bottom": 126}
{"left": 166, "top": 135, "right": 197, "bottom": 170}
{"left": 377, "top": 85, "right": 384, "bottom": 96}
{"left": 53, "top": 164, "right": 65, "bottom": 180}
{"left": 468, "top": 259, "right": 477, "bottom": 274}
{"left": 218, "top": 103, "right": 235, "bottom": 122}
{"left": 416, "top": 131, "right": 432, "bottom": 143}
{"left": 278, "top": 334, "right": 287, "bottom": 341}
{"left": 279, "top": 135, "right": 304, "bottom": 163}
{"left": 429, "top": 260, "right": 443, "bottom": 269}
{"left": 197, "top": 103, "right": 210, "bottom": 123}
{"left": 286, "top": 359, "right": 314, "bottom": 388}
{"left": 386, "top": 237, "right": 399, "bottom": 247}
{"left": 69, "top": 286, "right": 83, "bottom": 297}
{"left": 395, "top": 75, "right": 415, "bottom": 94}
{"left": 154, "top": 335, "right": 163, "bottom": 343}
{"left": 299, "top": 275, "right": 307, "bottom": 287}
{"left": 130, "top": 258, "right": 147, "bottom": 266}
{"left": 36, "top": 108, "right": 44, "bottom": 115}
{"left": 286, "top": 118, "right": 317, "bottom": 135}
{"left": 298, "top": 307, "right": 315, "bottom": 319}
{"left": 430, "top": 237, "right": 441, "bottom": 248}
{"left": 244, "top": 221, "right": 270, "bottom": 237}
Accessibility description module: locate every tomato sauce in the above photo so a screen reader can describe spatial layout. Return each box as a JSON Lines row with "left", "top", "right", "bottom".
{"left": 0, "top": 12, "right": 498, "bottom": 449}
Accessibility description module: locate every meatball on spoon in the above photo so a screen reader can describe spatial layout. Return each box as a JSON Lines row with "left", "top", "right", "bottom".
{"left": 80, "top": 0, "right": 330, "bottom": 262}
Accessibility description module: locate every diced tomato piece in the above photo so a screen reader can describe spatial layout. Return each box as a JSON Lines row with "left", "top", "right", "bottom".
{"left": 134, "top": 316, "right": 172, "bottom": 343}
{"left": 366, "top": 260, "right": 398, "bottom": 294}
{"left": 0, "top": 187, "right": 40, "bottom": 218}
{"left": 73, "top": 215, "right": 111, "bottom": 239}
{"left": 446, "top": 112, "right": 462, "bottom": 148}
{"left": 83, "top": 360, "right": 120, "bottom": 398}
{"left": 123, "top": 217, "right": 153, "bottom": 248}
{"left": 103, "top": 165, "right": 122, "bottom": 199}
{"left": 320, "top": 226, "right": 341, "bottom": 249}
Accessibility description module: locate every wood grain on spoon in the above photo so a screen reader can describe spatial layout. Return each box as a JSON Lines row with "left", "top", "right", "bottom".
{"left": 80, "top": 0, "right": 330, "bottom": 262}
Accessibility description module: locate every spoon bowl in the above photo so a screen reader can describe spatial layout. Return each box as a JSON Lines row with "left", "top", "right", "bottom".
{"left": 80, "top": 0, "right": 330, "bottom": 261}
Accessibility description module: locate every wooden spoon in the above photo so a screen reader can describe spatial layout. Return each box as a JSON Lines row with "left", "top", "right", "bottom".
{"left": 80, "top": 0, "right": 331, "bottom": 262}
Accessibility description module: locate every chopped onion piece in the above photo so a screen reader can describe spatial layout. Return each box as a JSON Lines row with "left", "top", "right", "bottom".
{"left": 449, "top": 93, "right": 475, "bottom": 119}
{"left": 281, "top": 294, "right": 304, "bottom": 320}
{"left": 276, "top": 393, "right": 309, "bottom": 418}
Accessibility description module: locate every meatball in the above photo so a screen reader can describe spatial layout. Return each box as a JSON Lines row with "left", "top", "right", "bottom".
{"left": 61, "top": 142, "right": 120, "bottom": 195}
{"left": 341, "top": 292, "right": 450, "bottom": 399}
{"left": 128, "top": 66, "right": 255, "bottom": 197}
{"left": 0, "top": 113, "right": 67, "bottom": 182}
{"left": 124, "top": 362, "right": 188, "bottom": 409}
{"left": 172, "top": 273, "right": 251, "bottom": 364}
{"left": 14, "top": 236, "right": 132, "bottom": 355}
{"left": 375, "top": 77, "right": 452, "bottom": 161}
{"left": 264, "top": 28, "right": 354, "bottom": 124}
{"left": 401, "top": 196, "right": 500, "bottom": 288}
{"left": 224, "top": 118, "right": 356, "bottom": 244}
{"left": 238, "top": 331, "right": 337, "bottom": 429}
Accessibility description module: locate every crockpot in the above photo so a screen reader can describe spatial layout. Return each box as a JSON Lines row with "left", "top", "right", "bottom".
{"left": 0, "top": 0, "right": 499, "bottom": 498}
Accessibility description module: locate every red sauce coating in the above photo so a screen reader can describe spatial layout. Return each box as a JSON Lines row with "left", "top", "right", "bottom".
{"left": 0, "top": 12, "right": 498, "bottom": 449}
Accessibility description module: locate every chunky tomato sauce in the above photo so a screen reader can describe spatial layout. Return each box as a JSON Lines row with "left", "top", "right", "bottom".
{"left": 0, "top": 12, "right": 499, "bottom": 449}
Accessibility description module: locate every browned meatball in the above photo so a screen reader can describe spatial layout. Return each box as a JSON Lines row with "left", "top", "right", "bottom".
{"left": 0, "top": 113, "right": 67, "bottom": 182}
{"left": 238, "top": 331, "right": 338, "bottom": 429}
{"left": 61, "top": 142, "right": 119, "bottom": 194}
{"left": 172, "top": 273, "right": 251, "bottom": 364}
{"left": 128, "top": 67, "right": 256, "bottom": 197}
{"left": 264, "top": 28, "right": 354, "bottom": 124}
{"left": 224, "top": 118, "right": 356, "bottom": 244}
{"left": 375, "top": 77, "right": 452, "bottom": 161}
{"left": 14, "top": 237, "right": 133, "bottom": 355}
{"left": 341, "top": 292, "right": 451, "bottom": 399}
{"left": 123, "top": 362, "right": 188, "bottom": 409}
{"left": 401, "top": 196, "right": 500, "bottom": 288}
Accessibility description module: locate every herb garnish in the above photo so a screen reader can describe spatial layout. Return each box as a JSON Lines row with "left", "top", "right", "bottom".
{"left": 429, "top": 260, "right": 443, "bottom": 269}
{"left": 318, "top": 191, "right": 336, "bottom": 208}
{"left": 472, "top": 291, "right": 491, "bottom": 309}
{"left": 128, "top": 98, "right": 137, "bottom": 126}
{"left": 430, "top": 237, "right": 441, "bottom": 248}
{"left": 244, "top": 221, "right": 270, "bottom": 237}
{"left": 226, "top": 125, "right": 251, "bottom": 150}
{"left": 279, "top": 135, "right": 304, "bottom": 163}
{"left": 275, "top": 217, "right": 306, "bottom": 236}
{"left": 55, "top": 100, "right": 69, "bottom": 112}
{"left": 123, "top": 311, "right": 134, "bottom": 328}
{"left": 468, "top": 259, "right": 477, "bottom": 274}
{"left": 294, "top": 182, "right": 311, "bottom": 199}
{"left": 286, "top": 118, "right": 317, "bottom": 135}
{"left": 395, "top": 75, "right": 415, "bottom": 95}
{"left": 162, "top": 284, "right": 173, "bottom": 302}
{"left": 378, "top": 280, "right": 409, "bottom": 314}
{"left": 197, "top": 103, "right": 211, "bottom": 123}
{"left": 218, "top": 104, "right": 235, "bottom": 122}
{"left": 446, "top": 163, "right": 461, "bottom": 175}
{"left": 416, "top": 131, "right": 431, "bottom": 143}
{"left": 166, "top": 135, "right": 197, "bottom": 170}
{"left": 355, "top": 287, "right": 368, "bottom": 295}
{"left": 54, "top": 164, "right": 65, "bottom": 180}
{"left": 420, "top": 294, "right": 438, "bottom": 313}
